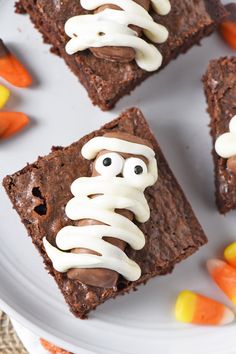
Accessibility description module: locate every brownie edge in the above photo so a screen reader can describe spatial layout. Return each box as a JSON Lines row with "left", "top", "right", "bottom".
{"left": 3, "top": 108, "right": 207, "bottom": 318}
{"left": 203, "top": 57, "right": 236, "bottom": 214}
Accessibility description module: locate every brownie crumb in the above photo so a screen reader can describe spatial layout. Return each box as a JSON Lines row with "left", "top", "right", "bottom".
{"left": 15, "top": 1, "right": 27, "bottom": 14}
{"left": 50, "top": 45, "right": 61, "bottom": 56}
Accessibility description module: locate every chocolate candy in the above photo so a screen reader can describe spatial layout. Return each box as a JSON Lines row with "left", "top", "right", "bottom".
{"left": 67, "top": 132, "right": 152, "bottom": 288}
{"left": 90, "top": 0, "right": 150, "bottom": 62}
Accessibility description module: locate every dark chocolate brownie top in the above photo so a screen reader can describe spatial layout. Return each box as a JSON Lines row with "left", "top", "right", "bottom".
{"left": 203, "top": 57, "right": 236, "bottom": 213}
{"left": 29, "top": 0, "right": 226, "bottom": 104}
{"left": 3, "top": 108, "right": 207, "bottom": 317}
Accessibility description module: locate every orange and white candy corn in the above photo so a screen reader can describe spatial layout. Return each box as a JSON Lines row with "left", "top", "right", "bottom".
{"left": 0, "top": 39, "right": 32, "bottom": 88}
{"left": 175, "top": 290, "right": 234, "bottom": 325}
{"left": 207, "top": 259, "right": 236, "bottom": 305}
{"left": 224, "top": 242, "right": 236, "bottom": 268}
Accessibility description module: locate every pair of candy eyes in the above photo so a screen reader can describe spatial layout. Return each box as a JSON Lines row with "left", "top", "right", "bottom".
{"left": 95, "top": 152, "right": 148, "bottom": 177}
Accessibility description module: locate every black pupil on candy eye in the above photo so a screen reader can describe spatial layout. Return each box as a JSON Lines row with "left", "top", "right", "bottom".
{"left": 134, "top": 165, "right": 143, "bottom": 175}
{"left": 103, "top": 157, "right": 112, "bottom": 167}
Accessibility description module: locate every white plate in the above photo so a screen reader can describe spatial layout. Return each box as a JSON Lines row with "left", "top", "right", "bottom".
{"left": 1, "top": 1, "right": 236, "bottom": 353}
{"left": 12, "top": 320, "right": 48, "bottom": 354}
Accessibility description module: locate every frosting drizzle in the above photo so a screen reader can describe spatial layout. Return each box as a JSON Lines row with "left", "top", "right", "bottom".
{"left": 64, "top": 0, "right": 171, "bottom": 71}
{"left": 43, "top": 136, "right": 158, "bottom": 283}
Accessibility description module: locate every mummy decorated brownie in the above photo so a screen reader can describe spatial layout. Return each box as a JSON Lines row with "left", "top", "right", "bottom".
{"left": 203, "top": 57, "right": 236, "bottom": 214}
{"left": 17, "top": 0, "right": 226, "bottom": 110}
{"left": 3, "top": 108, "right": 207, "bottom": 318}
{"left": 65, "top": 0, "right": 170, "bottom": 72}
{"left": 43, "top": 132, "right": 158, "bottom": 288}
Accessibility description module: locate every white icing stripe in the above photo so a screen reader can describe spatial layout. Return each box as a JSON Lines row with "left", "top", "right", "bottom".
{"left": 151, "top": 0, "right": 171, "bottom": 15}
{"left": 65, "top": 0, "right": 170, "bottom": 71}
{"left": 43, "top": 138, "right": 158, "bottom": 282}
{"left": 81, "top": 0, "right": 170, "bottom": 15}
{"left": 82, "top": 136, "right": 155, "bottom": 160}
{"left": 71, "top": 176, "right": 155, "bottom": 203}
{"left": 71, "top": 176, "right": 149, "bottom": 202}
{"left": 43, "top": 238, "right": 141, "bottom": 281}
{"left": 66, "top": 190, "right": 150, "bottom": 223}
{"left": 215, "top": 115, "right": 236, "bottom": 159}
{"left": 56, "top": 225, "right": 144, "bottom": 250}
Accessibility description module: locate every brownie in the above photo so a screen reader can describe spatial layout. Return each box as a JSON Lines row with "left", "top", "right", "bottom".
{"left": 225, "top": 3, "right": 236, "bottom": 21}
{"left": 3, "top": 108, "right": 207, "bottom": 318}
{"left": 203, "top": 57, "right": 236, "bottom": 214}
{"left": 16, "top": 0, "right": 227, "bottom": 110}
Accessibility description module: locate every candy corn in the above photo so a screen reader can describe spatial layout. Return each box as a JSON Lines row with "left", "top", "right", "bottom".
{"left": 0, "top": 84, "right": 10, "bottom": 109}
{"left": 175, "top": 290, "right": 235, "bottom": 325}
{"left": 207, "top": 259, "right": 236, "bottom": 305}
{"left": 219, "top": 4, "right": 236, "bottom": 50}
{"left": 0, "top": 112, "right": 29, "bottom": 139}
{"left": 0, "top": 39, "right": 32, "bottom": 88}
{"left": 40, "top": 339, "right": 71, "bottom": 354}
{"left": 224, "top": 242, "right": 236, "bottom": 268}
{"left": 0, "top": 118, "right": 9, "bottom": 136}
{"left": 219, "top": 21, "right": 236, "bottom": 50}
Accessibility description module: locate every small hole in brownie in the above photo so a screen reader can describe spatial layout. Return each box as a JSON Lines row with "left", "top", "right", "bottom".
{"left": 32, "top": 187, "right": 43, "bottom": 199}
{"left": 98, "top": 32, "right": 105, "bottom": 36}
{"left": 117, "top": 277, "right": 128, "bottom": 291}
{"left": 34, "top": 204, "right": 47, "bottom": 215}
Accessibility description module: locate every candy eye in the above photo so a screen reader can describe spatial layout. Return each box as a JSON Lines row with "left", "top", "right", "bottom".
{"left": 95, "top": 152, "right": 124, "bottom": 177}
{"left": 134, "top": 165, "right": 144, "bottom": 175}
{"left": 123, "top": 158, "right": 148, "bottom": 179}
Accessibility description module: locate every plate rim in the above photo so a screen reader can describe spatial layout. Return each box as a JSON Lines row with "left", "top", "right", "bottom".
{"left": 0, "top": 297, "right": 96, "bottom": 354}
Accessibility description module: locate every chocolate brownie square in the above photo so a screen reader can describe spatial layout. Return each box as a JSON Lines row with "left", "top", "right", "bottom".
{"left": 3, "top": 108, "right": 207, "bottom": 318}
{"left": 17, "top": 0, "right": 227, "bottom": 110}
{"left": 203, "top": 57, "right": 236, "bottom": 214}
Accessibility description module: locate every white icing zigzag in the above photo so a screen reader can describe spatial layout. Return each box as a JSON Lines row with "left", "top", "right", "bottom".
{"left": 64, "top": 0, "right": 171, "bottom": 71}
{"left": 43, "top": 136, "right": 158, "bottom": 282}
